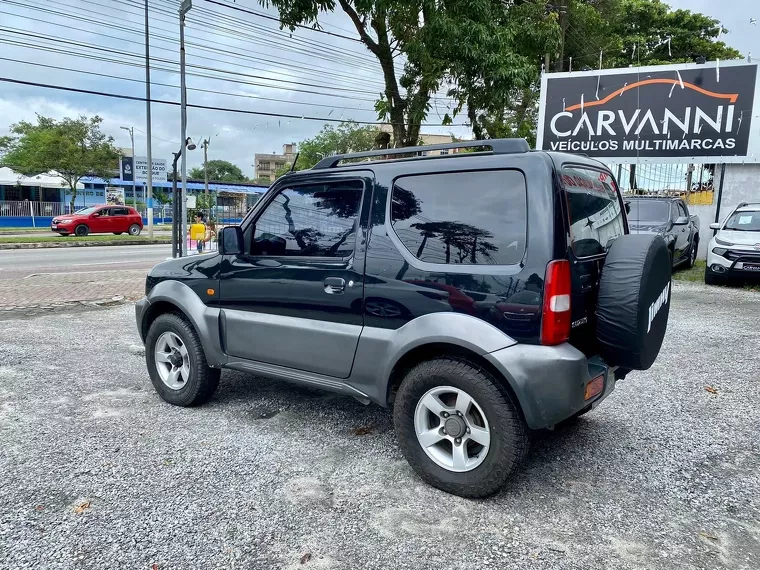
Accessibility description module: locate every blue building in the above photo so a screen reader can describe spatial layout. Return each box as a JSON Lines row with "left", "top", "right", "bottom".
{"left": 0, "top": 167, "right": 267, "bottom": 227}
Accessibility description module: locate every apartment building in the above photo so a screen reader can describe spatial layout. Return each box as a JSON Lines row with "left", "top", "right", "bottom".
{"left": 254, "top": 143, "right": 297, "bottom": 181}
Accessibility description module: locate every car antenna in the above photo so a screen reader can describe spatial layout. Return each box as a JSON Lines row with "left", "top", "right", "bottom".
{"left": 289, "top": 152, "right": 300, "bottom": 173}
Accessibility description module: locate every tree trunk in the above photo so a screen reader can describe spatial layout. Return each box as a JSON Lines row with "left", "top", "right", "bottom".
{"left": 415, "top": 233, "right": 429, "bottom": 258}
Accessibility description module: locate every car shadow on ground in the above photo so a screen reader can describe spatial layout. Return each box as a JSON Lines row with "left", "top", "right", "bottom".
{"left": 209, "top": 369, "right": 627, "bottom": 488}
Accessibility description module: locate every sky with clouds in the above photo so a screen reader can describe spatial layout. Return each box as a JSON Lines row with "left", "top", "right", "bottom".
{"left": 0, "top": 0, "right": 758, "bottom": 177}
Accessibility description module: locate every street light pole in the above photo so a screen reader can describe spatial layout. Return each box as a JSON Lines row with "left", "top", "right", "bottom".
{"left": 179, "top": 0, "right": 192, "bottom": 256}
{"left": 202, "top": 138, "right": 210, "bottom": 219}
{"left": 120, "top": 126, "right": 136, "bottom": 208}
{"left": 144, "top": 0, "right": 154, "bottom": 237}
{"left": 171, "top": 137, "right": 196, "bottom": 258}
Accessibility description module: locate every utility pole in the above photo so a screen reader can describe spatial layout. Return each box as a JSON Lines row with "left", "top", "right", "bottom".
{"left": 120, "top": 126, "right": 136, "bottom": 207}
{"left": 202, "top": 138, "right": 210, "bottom": 219}
{"left": 179, "top": 0, "right": 192, "bottom": 256}
{"left": 554, "top": 0, "right": 568, "bottom": 72}
{"left": 144, "top": 0, "right": 154, "bottom": 237}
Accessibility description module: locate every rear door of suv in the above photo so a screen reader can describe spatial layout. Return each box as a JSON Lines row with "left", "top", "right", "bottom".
{"left": 557, "top": 162, "right": 627, "bottom": 355}
{"left": 217, "top": 171, "right": 374, "bottom": 379}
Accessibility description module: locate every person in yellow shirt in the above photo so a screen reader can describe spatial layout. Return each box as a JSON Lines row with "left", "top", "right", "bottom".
{"left": 189, "top": 213, "right": 207, "bottom": 253}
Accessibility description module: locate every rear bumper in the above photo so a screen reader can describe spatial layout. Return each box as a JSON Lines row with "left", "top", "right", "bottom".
{"left": 484, "top": 343, "right": 616, "bottom": 430}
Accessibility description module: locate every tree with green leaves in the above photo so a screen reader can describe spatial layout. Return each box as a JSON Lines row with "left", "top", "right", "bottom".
{"left": 562, "top": 0, "right": 740, "bottom": 72}
{"left": 260, "top": 0, "right": 558, "bottom": 146}
{"left": 296, "top": 122, "right": 380, "bottom": 170}
{"left": 189, "top": 159, "right": 249, "bottom": 183}
{"left": 0, "top": 115, "right": 120, "bottom": 209}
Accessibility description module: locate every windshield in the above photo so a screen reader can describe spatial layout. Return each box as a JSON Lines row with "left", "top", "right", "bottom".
{"left": 724, "top": 210, "right": 760, "bottom": 231}
{"left": 626, "top": 200, "right": 670, "bottom": 223}
{"left": 74, "top": 207, "right": 99, "bottom": 215}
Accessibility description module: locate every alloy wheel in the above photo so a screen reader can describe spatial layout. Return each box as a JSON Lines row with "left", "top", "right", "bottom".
{"left": 154, "top": 331, "right": 190, "bottom": 390}
{"left": 413, "top": 385, "right": 491, "bottom": 472}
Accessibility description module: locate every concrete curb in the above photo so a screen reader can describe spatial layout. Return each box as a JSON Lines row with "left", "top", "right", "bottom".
{"left": 0, "top": 239, "right": 171, "bottom": 250}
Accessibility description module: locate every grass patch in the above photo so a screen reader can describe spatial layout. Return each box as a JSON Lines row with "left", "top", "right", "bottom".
{"left": 673, "top": 259, "right": 760, "bottom": 291}
{"left": 672, "top": 260, "right": 706, "bottom": 283}
{"left": 0, "top": 235, "right": 168, "bottom": 244}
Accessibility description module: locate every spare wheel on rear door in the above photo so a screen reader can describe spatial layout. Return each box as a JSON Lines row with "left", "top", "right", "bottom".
{"left": 596, "top": 233, "right": 671, "bottom": 370}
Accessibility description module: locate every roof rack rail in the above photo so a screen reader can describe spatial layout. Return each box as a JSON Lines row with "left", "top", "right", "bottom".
{"left": 312, "top": 138, "right": 530, "bottom": 169}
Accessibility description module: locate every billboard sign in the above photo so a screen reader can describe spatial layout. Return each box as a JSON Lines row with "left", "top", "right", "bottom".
{"left": 106, "top": 187, "right": 125, "bottom": 206}
{"left": 120, "top": 156, "right": 134, "bottom": 182}
{"left": 536, "top": 61, "right": 760, "bottom": 163}
{"left": 134, "top": 157, "right": 168, "bottom": 182}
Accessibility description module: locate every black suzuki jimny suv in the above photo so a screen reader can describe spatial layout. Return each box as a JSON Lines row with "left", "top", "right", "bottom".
{"left": 136, "top": 139, "right": 672, "bottom": 497}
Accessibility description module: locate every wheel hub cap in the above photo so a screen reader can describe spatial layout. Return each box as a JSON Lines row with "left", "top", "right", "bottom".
{"left": 444, "top": 417, "right": 465, "bottom": 438}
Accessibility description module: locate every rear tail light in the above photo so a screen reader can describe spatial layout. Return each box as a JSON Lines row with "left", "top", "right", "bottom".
{"left": 541, "top": 260, "right": 571, "bottom": 346}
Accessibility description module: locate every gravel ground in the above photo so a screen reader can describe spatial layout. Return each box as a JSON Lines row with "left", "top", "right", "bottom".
{"left": 0, "top": 282, "right": 758, "bottom": 570}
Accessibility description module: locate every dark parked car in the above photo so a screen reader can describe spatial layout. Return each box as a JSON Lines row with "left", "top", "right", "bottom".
{"left": 625, "top": 196, "right": 700, "bottom": 268}
{"left": 136, "top": 139, "right": 672, "bottom": 497}
{"left": 51, "top": 205, "right": 143, "bottom": 237}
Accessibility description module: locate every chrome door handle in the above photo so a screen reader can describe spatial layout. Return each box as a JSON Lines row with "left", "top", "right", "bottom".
{"left": 324, "top": 277, "right": 345, "bottom": 294}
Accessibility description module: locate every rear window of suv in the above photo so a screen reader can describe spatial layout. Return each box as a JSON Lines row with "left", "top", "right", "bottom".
{"left": 390, "top": 170, "right": 527, "bottom": 266}
{"left": 561, "top": 165, "right": 625, "bottom": 257}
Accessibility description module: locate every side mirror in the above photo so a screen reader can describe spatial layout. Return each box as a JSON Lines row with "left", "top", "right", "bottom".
{"left": 674, "top": 216, "right": 689, "bottom": 225}
{"left": 220, "top": 226, "right": 243, "bottom": 256}
{"left": 709, "top": 223, "right": 720, "bottom": 230}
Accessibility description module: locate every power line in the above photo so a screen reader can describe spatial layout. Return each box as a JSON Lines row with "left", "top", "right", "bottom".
{"left": 0, "top": 55, "right": 372, "bottom": 111}
{"left": 0, "top": 26, "right": 381, "bottom": 96}
{"left": 0, "top": 35, "right": 382, "bottom": 102}
{"left": 0, "top": 76, "right": 470, "bottom": 127}
{"left": 201, "top": 0, "right": 360, "bottom": 43}
{"left": 0, "top": 5, "right": 388, "bottom": 90}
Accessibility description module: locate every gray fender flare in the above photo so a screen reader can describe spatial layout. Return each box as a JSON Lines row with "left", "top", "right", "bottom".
{"left": 348, "top": 313, "right": 519, "bottom": 405}
{"left": 143, "top": 281, "right": 226, "bottom": 367}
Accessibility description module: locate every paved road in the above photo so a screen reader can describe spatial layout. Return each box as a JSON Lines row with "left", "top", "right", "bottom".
{"left": 0, "top": 245, "right": 171, "bottom": 311}
{"left": 0, "top": 244, "right": 171, "bottom": 272}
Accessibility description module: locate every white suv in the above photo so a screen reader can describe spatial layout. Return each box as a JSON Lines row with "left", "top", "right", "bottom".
{"left": 705, "top": 203, "right": 760, "bottom": 284}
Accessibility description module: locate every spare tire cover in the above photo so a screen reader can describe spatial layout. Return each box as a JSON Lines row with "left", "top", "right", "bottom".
{"left": 597, "top": 233, "right": 671, "bottom": 370}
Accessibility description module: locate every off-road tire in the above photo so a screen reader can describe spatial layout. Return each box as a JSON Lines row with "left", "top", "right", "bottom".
{"left": 145, "top": 313, "right": 221, "bottom": 407}
{"left": 74, "top": 224, "right": 89, "bottom": 237}
{"left": 393, "top": 357, "right": 528, "bottom": 498}
{"left": 686, "top": 238, "right": 699, "bottom": 269}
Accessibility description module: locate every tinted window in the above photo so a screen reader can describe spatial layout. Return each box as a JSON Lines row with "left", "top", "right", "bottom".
{"left": 627, "top": 200, "right": 670, "bottom": 222}
{"left": 677, "top": 202, "right": 688, "bottom": 217}
{"left": 252, "top": 180, "right": 363, "bottom": 258}
{"left": 391, "top": 170, "right": 527, "bottom": 266}
{"left": 562, "top": 166, "right": 625, "bottom": 256}
{"left": 112, "top": 207, "right": 129, "bottom": 216}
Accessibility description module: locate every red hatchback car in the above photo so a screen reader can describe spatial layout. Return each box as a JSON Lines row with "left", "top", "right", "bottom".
{"left": 52, "top": 206, "right": 143, "bottom": 237}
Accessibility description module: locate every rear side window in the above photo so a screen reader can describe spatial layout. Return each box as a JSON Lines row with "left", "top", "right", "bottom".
{"left": 390, "top": 170, "right": 527, "bottom": 266}
{"left": 113, "top": 207, "right": 130, "bottom": 216}
{"left": 561, "top": 166, "right": 625, "bottom": 257}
